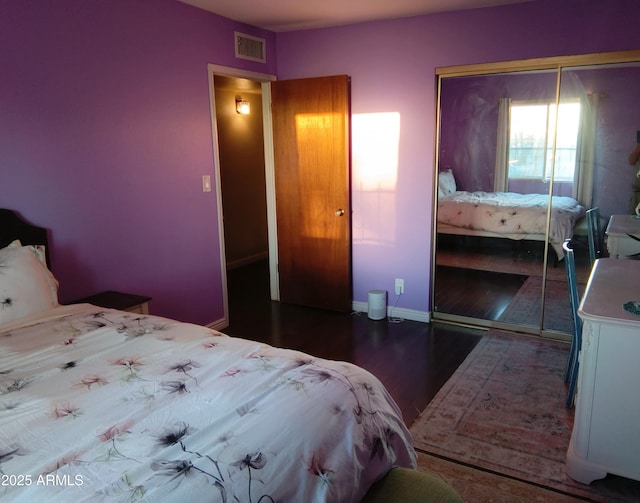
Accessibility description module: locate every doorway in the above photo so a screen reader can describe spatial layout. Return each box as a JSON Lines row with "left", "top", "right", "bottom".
{"left": 208, "top": 65, "right": 277, "bottom": 327}
{"left": 213, "top": 75, "right": 267, "bottom": 270}
{"left": 213, "top": 74, "right": 268, "bottom": 327}
{"left": 209, "top": 68, "right": 353, "bottom": 324}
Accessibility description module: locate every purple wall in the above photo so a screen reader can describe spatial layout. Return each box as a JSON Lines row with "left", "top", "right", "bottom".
{"left": 439, "top": 71, "right": 558, "bottom": 192}
{"left": 276, "top": 0, "right": 640, "bottom": 313}
{"left": 1, "top": 0, "right": 275, "bottom": 324}
{"left": 572, "top": 66, "right": 640, "bottom": 217}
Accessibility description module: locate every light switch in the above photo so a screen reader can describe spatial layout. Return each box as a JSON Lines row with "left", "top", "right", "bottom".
{"left": 202, "top": 175, "right": 212, "bottom": 192}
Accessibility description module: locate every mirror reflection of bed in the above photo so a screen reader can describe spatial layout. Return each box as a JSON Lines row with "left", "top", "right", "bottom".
{"left": 433, "top": 55, "right": 640, "bottom": 337}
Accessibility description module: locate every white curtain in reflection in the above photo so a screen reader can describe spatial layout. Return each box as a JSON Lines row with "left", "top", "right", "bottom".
{"left": 573, "top": 93, "right": 599, "bottom": 207}
{"left": 494, "top": 98, "right": 511, "bottom": 192}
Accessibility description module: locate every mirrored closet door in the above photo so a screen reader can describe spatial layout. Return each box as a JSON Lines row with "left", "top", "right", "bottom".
{"left": 432, "top": 50, "right": 640, "bottom": 337}
{"left": 542, "top": 59, "right": 640, "bottom": 333}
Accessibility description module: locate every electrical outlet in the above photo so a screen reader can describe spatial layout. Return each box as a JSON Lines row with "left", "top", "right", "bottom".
{"left": 395, "top": 278, "right": 404, "bottom": 295}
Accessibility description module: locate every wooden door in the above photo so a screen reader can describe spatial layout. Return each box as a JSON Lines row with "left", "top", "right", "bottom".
{"left": 271, "top": 75, "right": 351, "bottom": 312}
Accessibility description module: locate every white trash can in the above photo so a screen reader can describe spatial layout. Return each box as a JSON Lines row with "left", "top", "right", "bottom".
{"left": 368, "top": 290, "right": 387, "bottom": 320}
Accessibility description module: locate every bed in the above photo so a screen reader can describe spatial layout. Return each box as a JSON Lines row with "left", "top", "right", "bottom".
{"left": 436, "top": 169, "right": 585, "bottom": 259}
{"left": 0, "top": 210, "right": 424, "bottom": 502}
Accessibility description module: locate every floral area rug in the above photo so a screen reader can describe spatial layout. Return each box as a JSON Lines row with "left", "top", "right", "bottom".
{"left": 498, "top": 276, "right": 577, "bottom": 333}
{"left": 416, "top": 452, "right": 582, "bottom": 502}
{"left": 410, "top": 330, "right": 640, "bottom": 502}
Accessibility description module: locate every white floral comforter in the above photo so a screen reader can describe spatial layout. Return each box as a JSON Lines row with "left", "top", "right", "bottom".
{"left": 0, "top": 304, "right": 415, "bottom": 502}
{"left": 438, "top": 191, "right": 585, "bottom": 259}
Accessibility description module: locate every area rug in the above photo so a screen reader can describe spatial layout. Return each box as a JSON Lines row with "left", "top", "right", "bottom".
{"left": 410, "top": 330, "right": 640, "bottom": 502}
{"left": 416, "top": 452, "right": 582, "bottom": 502}
{"left": 498, "top": 276, "right": 577, "bottom": 333}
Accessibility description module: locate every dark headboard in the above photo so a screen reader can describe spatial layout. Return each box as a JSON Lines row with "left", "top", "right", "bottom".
{"left": 0, "top": 209, "right": 51, "bottom": 267}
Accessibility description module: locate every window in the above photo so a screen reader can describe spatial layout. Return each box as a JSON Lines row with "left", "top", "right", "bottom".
{"left": 508, "top": 101, "right": 581, "bottom": 182}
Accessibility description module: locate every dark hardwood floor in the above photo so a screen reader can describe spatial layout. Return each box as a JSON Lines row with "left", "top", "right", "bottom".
{"left": 434, "top": 265, "right": 528, "bottom": 320}
{"left": 221, "top": 260, "right": 483, "bottom": 426}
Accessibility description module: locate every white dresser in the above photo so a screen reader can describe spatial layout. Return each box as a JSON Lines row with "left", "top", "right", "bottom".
{"left": 605, "top": 214, "right": 640, "bottom": 258}
{"left": 566, "top": 258, "right": 640, "bottom": 484}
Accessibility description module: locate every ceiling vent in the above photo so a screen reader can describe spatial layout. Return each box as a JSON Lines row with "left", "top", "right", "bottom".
{"left": 234, "top": 32, "right": 266, "bottom": 63}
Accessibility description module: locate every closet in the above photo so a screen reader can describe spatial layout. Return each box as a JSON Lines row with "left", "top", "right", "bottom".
{"left": 431, "top": 50, "right": 640, "bottom": 338}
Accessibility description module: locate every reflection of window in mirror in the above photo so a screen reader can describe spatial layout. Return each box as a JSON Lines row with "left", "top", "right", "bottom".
{"left": 508, "top": 101, "right": 581, "bottom": 188}
{"left": 433, "top": 51, "right": 640, "bottom": 337}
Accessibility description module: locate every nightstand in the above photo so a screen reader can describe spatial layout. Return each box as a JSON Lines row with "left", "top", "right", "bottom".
{"left": 71, "top": 290, "right": 151, "bottom": 314}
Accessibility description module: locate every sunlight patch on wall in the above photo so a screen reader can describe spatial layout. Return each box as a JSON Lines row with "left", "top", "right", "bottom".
{"left": 353, "top": 112, "right": 400, "bottom": 191}
{"left": 352, "top": 112, "right": 401, "bottom": 246}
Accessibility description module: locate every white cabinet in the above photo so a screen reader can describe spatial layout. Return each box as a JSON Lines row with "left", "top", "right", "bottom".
{"left": 566, "top": 259, "right": 640, "bottom": 484}
{"left": 605, "top": 214, "right": 640, "bottom": 259}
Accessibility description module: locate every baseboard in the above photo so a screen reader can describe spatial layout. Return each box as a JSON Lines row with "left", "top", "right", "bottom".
{"left": 209, "top": 302, "right": 430, "bottom": 332}
{"left": 226, "top": 251, "right": 268, "bottom": 270}
{"left": 352, "top": 301, "right": 431, "bottom": 323}
{"left": 207, "top": 318, "right": 228, "bottom": 331}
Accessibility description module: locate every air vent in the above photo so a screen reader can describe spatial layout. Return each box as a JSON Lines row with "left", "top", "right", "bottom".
{"left": 234, "top": 32, "right": 266, "bottom": 63}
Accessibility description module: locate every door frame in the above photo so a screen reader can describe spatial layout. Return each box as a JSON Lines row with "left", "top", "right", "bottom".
{"left": 207, "top": 64, "right": 279, "bottom": 328}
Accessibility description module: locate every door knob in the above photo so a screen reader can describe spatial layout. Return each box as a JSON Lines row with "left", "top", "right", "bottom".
{"left": 335, "top": 208, "right": 345, "bottom": 217}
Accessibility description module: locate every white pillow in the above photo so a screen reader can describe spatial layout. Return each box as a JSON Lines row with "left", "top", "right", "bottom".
{"left": 0, "top": 242, "right": 59, "bottom": 325}
{"left": 438, "top": 168, "right": 457, "bottom": 197}
{"left": 7, "top": 239, "right": 48, "bottom": 266}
